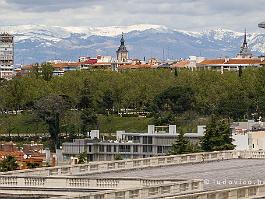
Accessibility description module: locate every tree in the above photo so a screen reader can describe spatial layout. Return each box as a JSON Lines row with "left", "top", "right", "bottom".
{"left": 114, "top": 154, "right": 123, "bottom": 160}
{"left": 169, "top": 130, "right": 199, "bottom": 155}
{"left": 152, "top": 85, "right": 195, "bottom": 124}
{"left": 174, "top": 68, "right": 178, "bottom": 77}
{"left": 41, "top": 62, "right": 54, "bottom": 81}
{"left": 78, "top": 151, "right": 87, "bottom": 164}
{"left": 101, "top": 90, "right": 114, "bottom": 115}
{"left": 201, "top": 117, "right": 235, "bottom": 152}
{"left": 5, "top": 79, "right": 25, "bottom": 113}
{"left": 238, "top": 66, "right": 243, "bottom": 77}
{"left": 31, "top": 63, "right": 41, "bottom": 79}
{"left": 153, "top": 86, "right": 195, "bottom": 114}
{"left": 26, "top": 162, "right": 40, "bottom": 169}
{"left": 80, "top": 108, "right": 98, "bottom": 136}
{"left": 0, "top": 156, "right": 19, "bottom": 172}
{"left": 34, "top": 95, "right": 67, "bottom": 152}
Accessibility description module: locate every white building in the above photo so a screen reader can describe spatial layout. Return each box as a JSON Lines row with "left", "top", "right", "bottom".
{"left": 232, "top": 120, "right": 265, "bottom": 150}
{"left": 0, "top": 33, "right": 14, "bottom": 79}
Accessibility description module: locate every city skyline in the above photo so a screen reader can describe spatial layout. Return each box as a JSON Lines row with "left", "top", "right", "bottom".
{"left": 0, "top": 0, "right": 264, "bottom": 32}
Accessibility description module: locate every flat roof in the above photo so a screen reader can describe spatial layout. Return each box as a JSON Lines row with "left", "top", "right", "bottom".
{"left": 90, "top": 159, "right": 265, "bottom": 191}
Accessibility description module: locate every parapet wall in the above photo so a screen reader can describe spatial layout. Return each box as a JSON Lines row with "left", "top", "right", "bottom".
{"left": 1, "top": 150, "right": 239, "bottom": 177}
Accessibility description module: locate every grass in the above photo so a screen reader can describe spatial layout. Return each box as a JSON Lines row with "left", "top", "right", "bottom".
{"left": 98, "top": 115, "right": 153, "bottom": 134}
{"left": 0, "top": 112, "right": 153, "bottom": 135}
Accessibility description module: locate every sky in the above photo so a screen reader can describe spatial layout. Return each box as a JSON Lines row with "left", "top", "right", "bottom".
{"left": 0, "top": 0, "right": 264, "bottom": 32}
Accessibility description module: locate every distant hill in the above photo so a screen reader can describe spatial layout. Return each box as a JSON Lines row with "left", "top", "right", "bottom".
{"left": 3, "top": 24, "right": 265, "bottom": 64}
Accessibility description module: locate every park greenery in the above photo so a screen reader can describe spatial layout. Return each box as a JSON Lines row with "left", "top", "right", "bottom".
{"left": 0, "top": 66, "right": 265, "bottom": 151}
{"left": 169, "top": 117, "right": 234, "bottom": 155}
{"left": 0, "top": 156, "right": 18, "bottom": 172}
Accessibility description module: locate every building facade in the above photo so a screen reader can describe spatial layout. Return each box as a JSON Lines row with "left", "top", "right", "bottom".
{"left": 116, "top": 33, "right": 129, "bottom": 63}
{"left": 0, "top": 33, "right": 14, "bottom": 79}
{"left": 62, "top": 125, "right": 205, "bottom": 162}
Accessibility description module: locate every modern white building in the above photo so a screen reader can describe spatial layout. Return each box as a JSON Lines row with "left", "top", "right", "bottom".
{"left": 0, "top": 33, "right": 14, "bottom": 79}
{"left": 232, "top": 120, "right": 265, "bottom": 150}
{"left": 62, "top": 125, "right": 205, "bottom": 162}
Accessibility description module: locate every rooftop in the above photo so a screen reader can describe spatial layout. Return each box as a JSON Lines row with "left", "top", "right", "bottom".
{"left": 91, "top": 159, "right": 265, "bottom": 191}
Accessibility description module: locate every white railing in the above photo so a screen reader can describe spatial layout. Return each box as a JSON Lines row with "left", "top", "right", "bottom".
{"left": 169, "top": 183, "right": 265, "bottom": 199}
{"left": 1, "top": 150, "right": 238, "bottom": 177}
{"left": 49, "top": 180, "right": 203, "bottom": 199}
{"left": 0, "top": 176, "right": 192, "bottom": 190}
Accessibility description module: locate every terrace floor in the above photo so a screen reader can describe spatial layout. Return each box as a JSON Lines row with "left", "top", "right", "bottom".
{"left": 89, "top": 159, "right": 265, "bottom": 191}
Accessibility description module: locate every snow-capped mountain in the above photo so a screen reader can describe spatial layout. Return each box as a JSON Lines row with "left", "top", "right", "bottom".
{"left": 2, "top": 24, "right": 264, "bottom": 64}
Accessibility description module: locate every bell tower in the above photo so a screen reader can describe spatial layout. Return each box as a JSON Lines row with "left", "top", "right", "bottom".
{"left": 116, "top": 33, "right": 129, "bottom": 62}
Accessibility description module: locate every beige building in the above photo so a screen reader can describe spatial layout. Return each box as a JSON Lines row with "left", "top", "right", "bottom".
{"left": 116, "top": 33, "right": 129, "bottom": 63}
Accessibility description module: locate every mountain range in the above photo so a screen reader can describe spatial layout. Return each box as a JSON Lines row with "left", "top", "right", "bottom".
{"left": 2, "top": 24, "right": 265, "bottom": 65}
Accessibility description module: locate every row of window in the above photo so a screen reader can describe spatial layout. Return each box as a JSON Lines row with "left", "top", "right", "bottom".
{"left": 97, "top": 145, "right": 170, "bottom": 153}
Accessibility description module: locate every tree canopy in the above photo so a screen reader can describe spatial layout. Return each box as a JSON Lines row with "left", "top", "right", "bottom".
{"left": 201, "top": 117, "right": 235, "bottom": 151}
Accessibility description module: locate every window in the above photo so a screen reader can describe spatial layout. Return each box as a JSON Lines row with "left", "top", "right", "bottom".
{"left": 143, "top": 146, "right": 152, "bottom": 153}
{"left": 119, "top": 145, "right": 131, "bottom": 153}
{"left": 99, "top": 145, "right": 104, "bottom": 152}
{"left": 106, "top": 145, "right": 112, "bottom": 152}
{"left": 157, "top": 146, "right": 163, "bottom": 153}
{"left": 133, "top": 146, "right": 138, "bottom": 153}
{"left": 143, "top": 136, "right": 152, "bottom": 144}
{"left": 87, "top": 145, "right": 92, "bottom": 152}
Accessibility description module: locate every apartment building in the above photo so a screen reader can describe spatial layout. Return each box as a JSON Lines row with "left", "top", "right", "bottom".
{"left": 62, "top": 125, "right": 205, "bottom": 162}
{"left": 0, "top": 33, "right": 14, "bottom": 79}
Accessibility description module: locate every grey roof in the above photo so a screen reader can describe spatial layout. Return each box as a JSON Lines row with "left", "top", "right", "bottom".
{"left": 92, "top": 159, "right": 265, "bottom": 191}
{"left": 258, "top": 21, "right": 265, "bottom": 29}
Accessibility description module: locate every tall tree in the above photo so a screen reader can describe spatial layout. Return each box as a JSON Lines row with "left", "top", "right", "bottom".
{"left": 34, "top": 95, "right": 67, "bottom": 151}
{"left": 152, "top": 85, "right": 195, "bottom": 124}
{"left": 31, "top": 63, "right": 41, "bottom": 79}
{"left": 80, "top": 108, "right": 98, "bottom": 136}
{"left": 169, "top": 130, "right": 200, "bottom": 155}
{"left": 201, "top": 117, "right": 235, "bottom": 151}
{"left": 101, "top": 90, "right": 114, "bottom": 115}
{"left": 238, "top": 66, "right": 243, "bottom": 77}
{"left": 41, "top": 62, "right": 54, "bottom": 81}
{"left": 169, "top": 131, "right": 189, "bottom": 155}
{"left": 5, "top": 79, "right": 25, "bottom": 113}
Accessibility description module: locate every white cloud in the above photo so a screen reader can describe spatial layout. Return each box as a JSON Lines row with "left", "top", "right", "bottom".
{"left": 0, "top": 0, "right": 264, "bottom": 32}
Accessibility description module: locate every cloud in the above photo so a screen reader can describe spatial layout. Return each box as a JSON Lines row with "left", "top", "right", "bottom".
{"left": 0, "top": 0, "right": 264, "bottom": 32}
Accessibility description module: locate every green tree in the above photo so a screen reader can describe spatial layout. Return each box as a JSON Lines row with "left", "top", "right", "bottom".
{"left": 26, "top": 162, "right": 40, "bottom": 169}
{"left": 34, "top": 95, "right": 67, "bottom": 152}
{"left": 80, "top": 108, "right": 98, "bottom": 136}
{"left": 41, "top": 62, "right": 54, "bottom": 81}
{"left": 78, "top": 151, "right": 87, "bottom": 164}
{"left": 5, "top": 79, "right": 25, "bottom": 113}
{"left": 31, "top": 63, "right": 41, "bottom": 79}
{"left": 101, "top": 90, "right": 114, "bottom": 115}
{"left": 201, "top": 117, "right": 235, "bottom": 152}
{"left": 152, "top": 85, "right": 195, "bottom": 124}
{"left": 114, "top": 154, "right": 123, "bottom": 160}
{"left": 174, "top": 68, "right": 178, "bottom": 77}
{"left": 238, "top": 66, "right": 243, "bottom": 77}
{"left": 0, "top": 156, "right": 19, "bottom": 172}
{"left": 169, "top": 130, "right": 199, "bottom": 155}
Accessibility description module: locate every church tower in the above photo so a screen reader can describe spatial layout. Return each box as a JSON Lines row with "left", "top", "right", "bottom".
{"left": 236, "top": 29, "right": 253, "bottom": 59}
{"left": 116, "top": 33, "right": 129, "bottom": 62}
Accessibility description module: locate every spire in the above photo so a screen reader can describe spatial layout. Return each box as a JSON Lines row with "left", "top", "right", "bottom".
{"left": 243, "top": 28, "right": 247, "bottom": 47}
{"left": 120, "top": 32, "right": 125, "bottom": 46}
{"left": 236, "top": 28, "right": 252, "bottom": 58}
